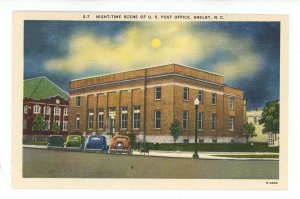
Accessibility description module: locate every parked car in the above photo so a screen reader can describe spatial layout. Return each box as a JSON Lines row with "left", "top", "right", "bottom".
{"left": 65, "top": 135, "right": 84, "bottom": 150}
{"left": 84, "top": 135, "right": 109, "bottom": 152}
{"left": 109, "top": 135, "right": 132, "bottom": 155}
{"left": 47, "top": 135, "right": 64, "bottom": 149}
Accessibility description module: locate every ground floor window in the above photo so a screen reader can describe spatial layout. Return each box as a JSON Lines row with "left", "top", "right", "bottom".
{"left": 183, "top": 111, "right": 189, "bottom": 129}
{"left": 88, "top": 109, "right": 94, "bottom": 129}
{"left": 197, "top": 112, "right": 203, "bottom": 130}
{"left": 229, "top": 116, "right": 235, "bottom": 130}
{"left": 154, "top": 110, "right": 161, "bottom": 129}
{"left": 211, "top": 113, "right": 216, "bottom": 131}
{"left": 133, "top": 105, "right": 140, "bottom": 129}
{"left": 75, "top": 115, "right": 80, "bottom": 129}
{"left": 97, "top": 108, "right": 104, "bottom": 129}
{"left": 121, "top": 107, "right": 128, "bottom": 129}
{"left": 63, "top": 121, "right": 68, "bottom": 131}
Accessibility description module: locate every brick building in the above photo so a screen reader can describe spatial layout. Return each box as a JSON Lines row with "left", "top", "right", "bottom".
{"left": 23, "top": 76, "right": 69, "bottom": 135}
{"left": 69, "top": 64, "right": 246, "bottom": 143}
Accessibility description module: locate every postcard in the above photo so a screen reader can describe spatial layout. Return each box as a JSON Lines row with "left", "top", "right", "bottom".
{"left": 12, "top": 12, "right": 288, "bottom": 189}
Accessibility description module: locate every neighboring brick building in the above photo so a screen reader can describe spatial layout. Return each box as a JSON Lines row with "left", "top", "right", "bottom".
{"left": 23, "top": 76, "right": 69, "bottom": 135}
{"left": 69, "top": 64, "right": 246, "bottom": 143}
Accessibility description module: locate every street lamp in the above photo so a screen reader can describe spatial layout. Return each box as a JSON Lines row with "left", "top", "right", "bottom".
{"left": 193, "top": 98, "right": 200, "bottom": 159}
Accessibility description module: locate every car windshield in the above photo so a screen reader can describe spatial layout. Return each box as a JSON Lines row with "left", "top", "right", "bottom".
{"left": 68, "top": 136, "right": 80, "bottom": 141}
{"left": 90, "top": 137, "right": 101, "bottom": 141}
{"left": 115, "top": 137, "right": 128, "bottom": 141}
{"left": 49, "top": 136, "right": 63, "bottom": 141}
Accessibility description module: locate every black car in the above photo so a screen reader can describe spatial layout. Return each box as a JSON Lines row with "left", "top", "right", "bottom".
{"left": 47, "top": 135, "right": 64, "bottom": 149}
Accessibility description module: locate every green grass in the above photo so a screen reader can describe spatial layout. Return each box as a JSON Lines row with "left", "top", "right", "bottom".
{"left": 23, "top": 141, "right": 48, "bottom": 146}
{"left": 211, "top": 154, "right": 279, "bottom": 158}
{"left": 147, "top": 143, "right": 279, "bottom": 153}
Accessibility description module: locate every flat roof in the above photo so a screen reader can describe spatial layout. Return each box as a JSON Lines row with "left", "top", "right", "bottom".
{"left": 71, "top": 63, "right": 224, "bottom": 82}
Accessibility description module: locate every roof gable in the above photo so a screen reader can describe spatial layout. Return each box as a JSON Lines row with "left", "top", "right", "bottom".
{"left": 24, "top": 76, "right": 68, "bottom": 100}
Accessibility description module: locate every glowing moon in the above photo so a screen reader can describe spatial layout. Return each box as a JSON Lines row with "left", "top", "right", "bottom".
{"left": 151, "top": 38, "right": 161, "bottom": 49}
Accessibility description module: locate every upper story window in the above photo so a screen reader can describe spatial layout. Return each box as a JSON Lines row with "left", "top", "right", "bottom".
{"left": 229, "top": 97, "right": 234, "bottom": 110}
{"left": 183, "top": 87, "right": 189, "bottom": 101}
{"left": 198, "top": 91, "right": 203, "bottom": 103}
{"left": 33, "top": 105, "right": 41, "bottom": 114}
{"left": 64, "top": 108, "right": 68, "bottom": 115}
{"left": 212, "top": 93, "right": 217, "bottom": 105}
{"left": 44, "top": 106, "right": 51, "bottom": 115}
{"left": 54, "top": 107, "right": 61, "bottom": 115}
{"left": 154, "top": 87, "right": 161, "bottom": 100}
{"left": 76, "top": 96, "right": 80, "bottom": 107}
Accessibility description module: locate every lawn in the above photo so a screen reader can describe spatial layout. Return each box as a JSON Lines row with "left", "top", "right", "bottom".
{"left": 211, "top": 154, "right": 279, "bottom": 158}
{"left": 146, "top": 142, "right": 279, "bottom": 153}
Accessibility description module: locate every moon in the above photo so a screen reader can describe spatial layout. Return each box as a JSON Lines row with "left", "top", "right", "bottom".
{"left": 151, "top": 38, "right": 161, "bottom": 49}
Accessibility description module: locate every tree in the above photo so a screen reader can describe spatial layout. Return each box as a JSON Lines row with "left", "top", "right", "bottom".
{"left": 170, "top": 119, "right": 182, "bottom": 143}
{"left": 243, "top": 123, "right": 257, "bottom": 143}
{"left": 51, "top": 122, "right": 60, "bottom": 134}
{"left": 259, "top": 99, "right": 279, "bottom": 135}
{"left": 32, "top": 114, "right": 46, "bottom": 131}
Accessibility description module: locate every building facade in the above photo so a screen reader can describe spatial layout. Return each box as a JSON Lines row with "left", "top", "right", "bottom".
{"left": 247, "top": 109, "right": 279, "bottom": 146}
{"left": 23, "top": 77, "right": 69, "bottom": 135}
{"left": 69, "top": 64, "right": 246, "bottom": 143}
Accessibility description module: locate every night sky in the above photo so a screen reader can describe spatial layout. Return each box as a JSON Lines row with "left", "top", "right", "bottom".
{"left": 24, "top": 20, "right": 280, "bottom": 110}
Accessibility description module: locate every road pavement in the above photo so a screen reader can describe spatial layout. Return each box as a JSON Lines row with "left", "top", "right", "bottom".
{"left": 23, "top": 147, "right": 279, "bottom": 179}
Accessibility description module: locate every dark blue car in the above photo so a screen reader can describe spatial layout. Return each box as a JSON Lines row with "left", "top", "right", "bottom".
{"left": 84, "top": 135, "right": 109, "bottom": 152}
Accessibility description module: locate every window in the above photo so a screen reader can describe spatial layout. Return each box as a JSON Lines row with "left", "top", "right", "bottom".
{"left": 213, "top": 138, "right": 217, "bottom": 143}
{"left": 44, "top": 106, "right": 51, "bottom": 115}
{"left": 154, "top": 87, "right": 161, "bottom": 100}
{"left": 198, "top": 91, "right": 203, "bottom": 103}
{"left": 183, "top": 111, "right": 189, "bottom": 129}
{"left": 229, "top": 116, "right": 235, "bottom": 130}
{"left": 75, "top": 115, "right": 80, "bottom": 129}
{"left": 154, "top": 110, "right": 161, "bottom": 129}
{"left": 33, "top": 105, "right": 41, "bottom": 114}
{"left": 76, "top": 96, "right": 80, "bottom": 107}
{"left": 197, "top": 112, "right": 203, "bottom": 130}
{"left": 63, "top": 121, "right": 68, "bottom": 131}
{"left": 23, "top": 119, "right": 27, "bottom": 130}
{"left": 183, "top": 87, "right": 189, "bottom": 101}
{"left": 212, "top": 93, "right": 217, "bottom": 105}
{"left": 121, "top": 107, "right": 128, "bottom": 129}
{"left": 254, "top": 117, "right": 257, "bottom": 124}
{"left": 24, "top": 105, "right": 28, "bottom": 114}
{"left": 54, "top": 107, "right": 61, "bottom": 115}
{"left": 64, "top": 108, "right": 68, "bottom": 115}
{"left": 229, "top": 97, "right": 234, "bottom": 110}
{"left": 97, "top": 108, "right": 104, "bottom": 129}
{"left": 133, "top": 106, "right": 140, "bottom": 129}
{"left": 88, "top": 109, "right": 94, "bottom": 129}
{"left": 211, "top": 113, "right": 216, "bottom": 131}
{"left": 45, "top": 120, "right": 50, "bottom": 130}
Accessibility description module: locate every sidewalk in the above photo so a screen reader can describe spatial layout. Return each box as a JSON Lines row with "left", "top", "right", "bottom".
{"left": 23, "top": 145, "right": 279, "bottom": 160}
{"left": 133, "top": 150, "right": 279, "bottom": 160}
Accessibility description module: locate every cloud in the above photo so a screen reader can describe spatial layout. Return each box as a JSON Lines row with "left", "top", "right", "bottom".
{"left": 45, "top": 22, "right": 262, "bottom": 80}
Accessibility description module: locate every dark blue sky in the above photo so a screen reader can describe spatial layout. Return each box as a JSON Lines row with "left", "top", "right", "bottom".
{"left": 24, "top": 20, "right": 280, "bottom": 110}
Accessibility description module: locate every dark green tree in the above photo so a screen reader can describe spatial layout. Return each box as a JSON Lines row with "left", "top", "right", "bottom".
{"left": 32, "top": 114, "right": 46, "bottom": 131}
{"left": 51, "top": 122, "right": 60, "bottom": 134}
{"left": 127, "top": 132, "right": 138, "bottom": 149}
{"left": 170, "top": 119, "right": 182, "bottom": 143}
{"left": 259, "top": 99, "right": 280, "bottom": 135}
{"left": 243, "top": 123, "right": 257, "bottom": 143}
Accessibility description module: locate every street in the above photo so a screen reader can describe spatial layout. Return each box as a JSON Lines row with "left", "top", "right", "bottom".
{"left": 23, "top": 147, "right": 279, "bottom": 179}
